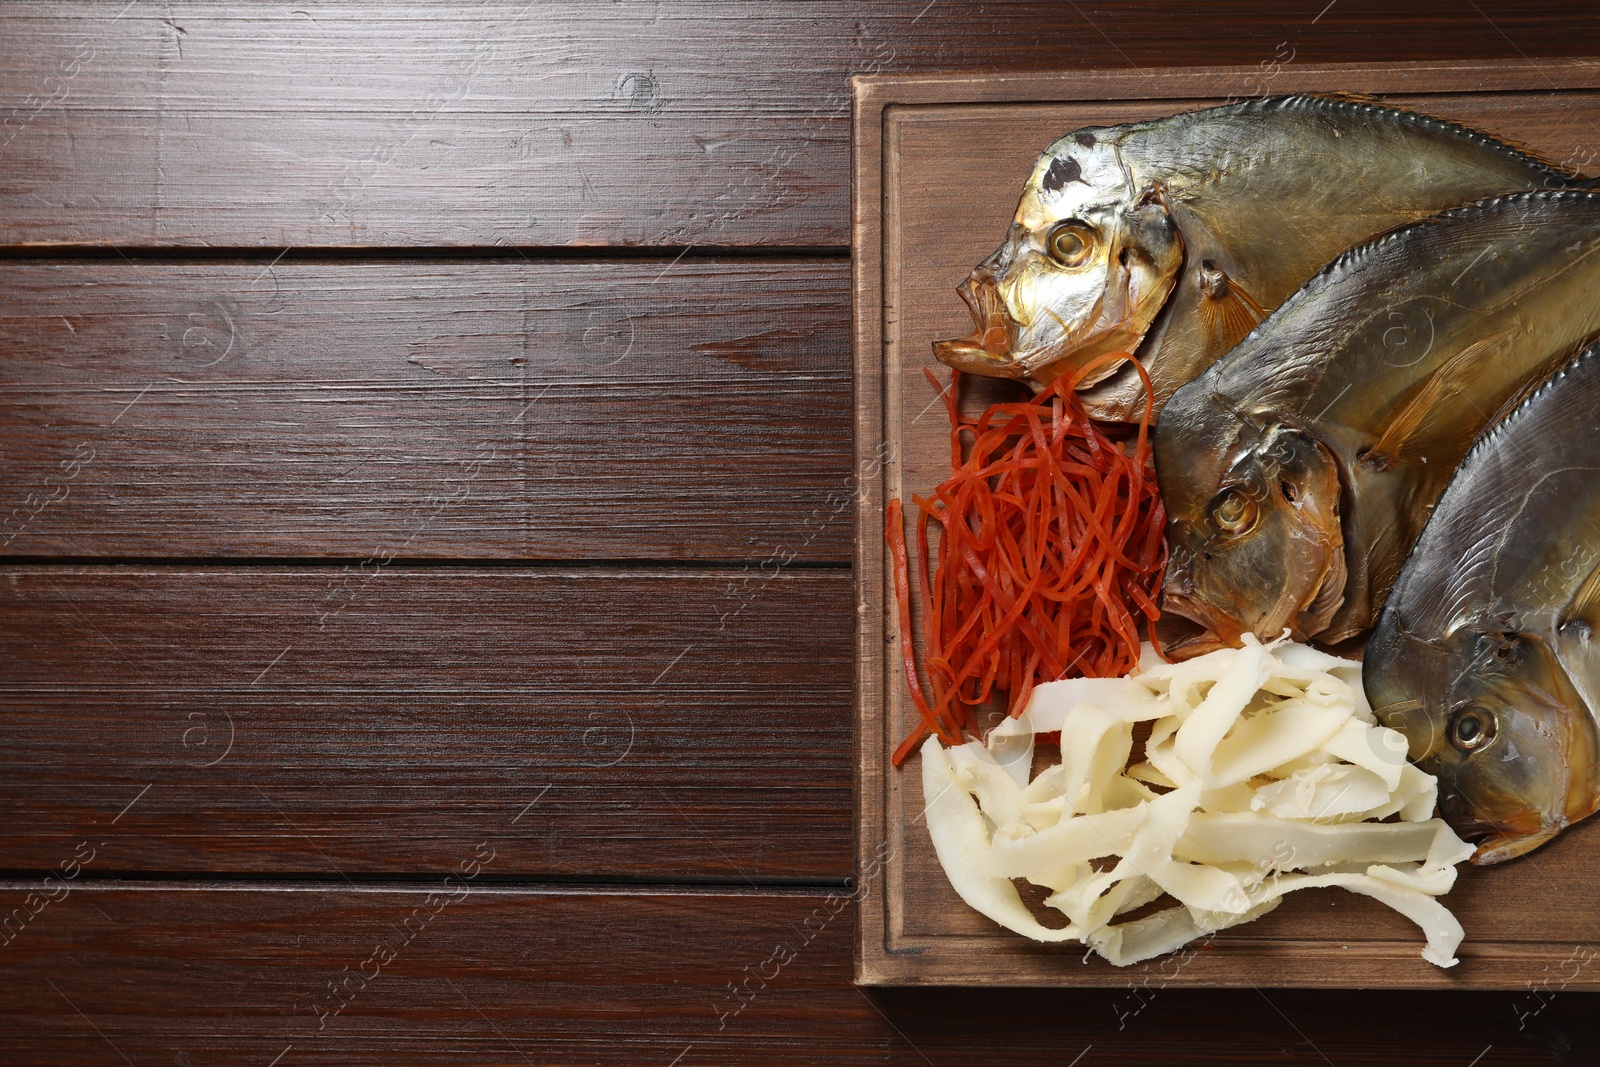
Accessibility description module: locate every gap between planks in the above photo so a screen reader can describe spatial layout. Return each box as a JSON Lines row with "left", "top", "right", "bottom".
{"left": 0, "top": 876, "right": 850, "bottom": 896}
{"left": 0, "top": 245, "right": 852, "bottom": 262}
{"left": 0, "top": 556, "right": 854, "bottom": 571}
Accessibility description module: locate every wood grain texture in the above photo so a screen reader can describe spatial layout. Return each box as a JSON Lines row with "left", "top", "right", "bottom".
{"left": 0, "top": 567, "right": 851, "bottom": 879}
{"left": 7, "top": 6, "right": 1600, "bottom": 1062}
{"left": 1, "top": 1, "right": 1595, "bottom": 247}
{"left": 856, "top": 63, "right": 1600, "bottom": 988}
{"left": 0, "top": 258, "right": 851, "bottom": 562}
{"left": 1, "top": 883, "right": 1594, "bottom": 1065}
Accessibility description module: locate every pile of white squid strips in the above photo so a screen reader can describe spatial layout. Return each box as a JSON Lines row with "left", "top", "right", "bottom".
{"left": 918, "top": 634, "right": 1474, "bottom": 967}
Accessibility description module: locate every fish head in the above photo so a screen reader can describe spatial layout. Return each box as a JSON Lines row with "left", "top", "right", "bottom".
{"left": 1376, "top": 626, "right": 1600, "bottom": 864}
{"left": 933, "top": 131, "right": 1185, "bottom": 393}
{"left": 1155, "top": 410, "right": 1346, "bottom": 658}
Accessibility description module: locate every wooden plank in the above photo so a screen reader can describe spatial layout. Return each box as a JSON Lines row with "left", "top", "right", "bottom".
{"left": 1, "top": 883, "right": 1595, "bottom": 1063}
{"left": 855, "top": 62, "right": 1600, "bottom": 987}
{"left": 1, "top": 2, "right": 1592, "bottom": 247}
{"left": 0, "top": 258, "right": 851, "bottom": 562}
{"left": 0, "top": 567, "right": 851, "bottom": 880}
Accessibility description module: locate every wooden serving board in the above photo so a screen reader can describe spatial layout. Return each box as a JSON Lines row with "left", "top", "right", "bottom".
{"left": 854, "top": 59, "right": 1600, "bottom": 988}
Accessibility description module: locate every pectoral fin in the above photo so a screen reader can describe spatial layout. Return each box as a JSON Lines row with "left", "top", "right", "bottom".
{"left": 1562, "top": 560, "right": 1600, "bottom": 631}
{"left": 1363, "top": 326, "right": 1520, "bottom": 470}
{"left": 1197, "top": 265, "right": 1267, "bottom": 352}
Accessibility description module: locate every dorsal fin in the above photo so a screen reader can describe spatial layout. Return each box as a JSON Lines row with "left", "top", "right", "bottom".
{"left": 1242, "top": 94, "right": 1580, "bottom": 181}
{"left": 1300, "top": 91, "right": 1385, "bottom": 107}
{"left": 1362, "top": 326, "right": 1520, "bottom": 468}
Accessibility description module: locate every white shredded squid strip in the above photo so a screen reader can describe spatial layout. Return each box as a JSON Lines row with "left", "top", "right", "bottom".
{"left": 945, "top": 741, "right": 1026, "bottom": 831}
{"left": 1174, "top": 639, "right": 1265, "bottom": 776}
{"left": 917, "top": 639, "right": 1474, "bottom": 968}
{"left": 989, "top": 806, "right": 1146, "bottom": 880}
{"left": 920, "top": 739, "right": 1080, "bottom": 942}
{"left": 1205, "top": 698, "right": 1350, "bottom": 787}
{"left": 986, "top": 709, "right": 1036, "bottom": 789}
{"left": 1086, "top": 898, "right": 1283, "bottom": 967}
{"left": 1320, "top": 718, "right": 1409, "bottom": 791}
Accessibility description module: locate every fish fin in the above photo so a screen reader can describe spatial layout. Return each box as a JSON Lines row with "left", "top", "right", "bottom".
{"left": 1477, "top": 370, "right": 1550, "bottom": 436}
{"left": 1227, "top": 275, "right": 1267, "bottom": 326}
{"left": 1562, "top": 561, "right": 1600, "bottom": 630}
{"left": 1361, "top": 326, "right": 1521, "bottom": 469}
{"left": 1300, "top": 91, "right": 1385, "bottom": 107}
{"left": 1286, "top": 94, "right": 1576, "bottom": 178}
{"left": 1197, "top": 269, "right": 1267, "bottom": 351}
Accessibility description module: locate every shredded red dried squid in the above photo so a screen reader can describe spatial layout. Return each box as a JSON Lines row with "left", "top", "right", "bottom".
{"left": 888, "top": 355, "right": 1168, "bottom": 766}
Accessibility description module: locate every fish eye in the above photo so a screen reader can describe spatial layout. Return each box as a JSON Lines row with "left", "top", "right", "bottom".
{"left": 1209, "top": 487, "right": 1258, "bottom": 536}
{"left": 1047, "top": 219, "right": 1096, "bottom": 268}
{"left": 1449, "top": 704, "right": 1498, "bottom": 753}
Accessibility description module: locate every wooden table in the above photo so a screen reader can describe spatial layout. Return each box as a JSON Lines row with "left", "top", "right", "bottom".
{"left": 2, "top": 3, "right": 1596, "bottom": 1062}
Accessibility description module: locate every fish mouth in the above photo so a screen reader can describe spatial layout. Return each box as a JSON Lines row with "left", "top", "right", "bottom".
{"left": 1444, "top": 805, "right": 1560, "bottom": 866}
{"left": 931, "top": 271, "right": 1134, "bottom": 390}
{"left": 1156, "top": 577, "right": 1247, "bottom": 660}
{"left": 1156, "top": 541, "right": 1251, "bottom": 659}
{"left": 932, "top": 273, "right": 1028, "bottom": 381}
{"left": 1152, "top": 611, "right": 1232, "bottom": 660}
{"left": 1156, "top": 531, "right": 1346, "bottom": 659}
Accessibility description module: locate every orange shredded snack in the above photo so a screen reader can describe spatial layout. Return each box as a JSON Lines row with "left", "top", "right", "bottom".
{"left": 887, "top": 355, "right": 1167, "bottom": 766}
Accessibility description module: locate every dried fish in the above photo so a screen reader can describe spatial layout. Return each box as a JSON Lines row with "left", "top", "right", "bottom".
{"left": 1156, "top": 190, "right": 1600, "bottom": 655}
{"left": 1367, "top": 342, "right": 1600, "bottom": 864}
{"left": 935, "top": 96, "right": 1581, "bottom": 421}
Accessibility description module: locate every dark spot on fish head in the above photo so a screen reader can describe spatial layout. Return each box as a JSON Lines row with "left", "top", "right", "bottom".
{"left": 1042, "top": 155, "right": 1086, "bottom": 193}
{"left": 1075, "top": 132, "right": 1096, "bottom": 148}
